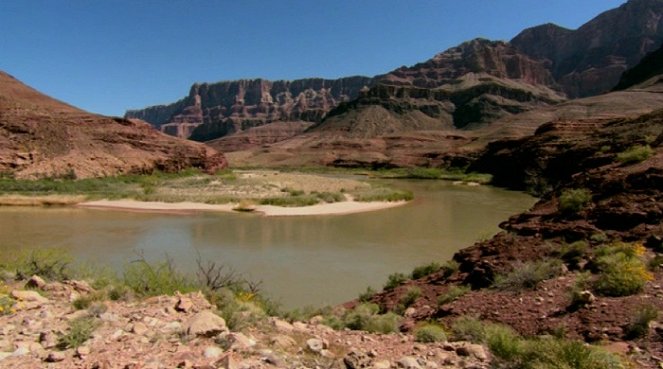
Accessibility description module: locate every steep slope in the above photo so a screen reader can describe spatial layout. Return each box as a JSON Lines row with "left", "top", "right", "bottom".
{"left": 125, "top": 76, "right": 373, "bottom": 140}
{"left": 354, "top": 108, "right": 663, "bottom": 369}
{"left": 613, "top": 43, "right": 663, "bottom": 90}
{"left": 512, "top": 0, "right": 663, "bottom": 97}
{"left": 0, "top": 71, "right": 227, "bottom": 179}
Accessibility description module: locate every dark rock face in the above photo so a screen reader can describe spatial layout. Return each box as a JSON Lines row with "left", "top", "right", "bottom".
{"left": 512, "top": 0, "right": 663, "bottom": 97}
{"left": 125, "top": 76, "right": 373, "bottom": 140}
{"left": 614, "top": 43, "right": 663, "bottom": 90}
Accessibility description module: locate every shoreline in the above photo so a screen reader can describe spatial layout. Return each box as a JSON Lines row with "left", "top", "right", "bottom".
{"left": 77, "top": 198, "right": 407, "bottom": 216}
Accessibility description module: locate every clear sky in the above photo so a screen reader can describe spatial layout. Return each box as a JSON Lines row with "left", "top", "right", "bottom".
{"left": 0, "top": 0, "right": 626, "bottom": 116}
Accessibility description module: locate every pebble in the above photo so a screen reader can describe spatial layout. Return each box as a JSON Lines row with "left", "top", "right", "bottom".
{"left": 183, "top": 311, "right": 228, "bottom": 337}
{"left": 131, "top": 322, "right": 149, "bottom": 335}
{"left": 45, "top": 351, "right": 66, "bottom": 362}
{"left": 373, "top": 360, "right": 391, "bottom": 369}
{"left": 204, "top": 346, "right": 224, "bottom": 359}
{"left": 397, "top": 356, "right": 422, "bottom": 369}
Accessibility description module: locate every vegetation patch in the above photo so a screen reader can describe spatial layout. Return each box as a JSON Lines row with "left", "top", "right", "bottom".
{"left": 414, "top": 323, "right": 447, "bottom": 343}
{"left": 594, "top": 243, "right": 652, "bottom": 297}
{"left": 410, "top": 262, "right": 441, "bottom": 279}
{"left": 437, "top": 285, "right": 470, "bottom": 306}
{"left": 616, "top": 145, "right": 653, "bottom": 164}
{"left": 559, "top": 188, "right": 592, "bottom": 213}
{"left": 625, "top": 304, "right": 659, "bottom": 339}
{"left": 383, "top": 272, "right": 408, "bottom": 290}
{"left": 493, "top": 259, "right": 563, "bottom": 291}
{"left": 57, "top": 316, "right": 99, "bottom": 349}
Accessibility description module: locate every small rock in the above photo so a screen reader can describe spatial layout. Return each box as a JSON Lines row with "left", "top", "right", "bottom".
{"left": 131, "top": 322, "right": 149, "bottom": 336}
{"left": 204, "top": 346, "right": 224, "bottom": 359}
{"left": 404, "top": 307, "right": 417, "bottom": 317}
{"left": 110, "top": 329, "right": 124, "bottom": 341}
{"left": 309, "top": 315, "right": 324, "bottom": 325}
{"left": 39, "top": 331, "right": 58, "bottom": 349}
{"left": 163, "top": 321, "right": 183, "bottom": 332}
{"left": 293, "top": 321, "right": 308, "bottom": 331}
{"left": 344, "top": 350, "right": 371, "bottom": 369}
{"left": 306, "top": 338, "right": 324, "bottom": 353}
{"left": 270, "top": 334, "right": 296, "bottom": 348}
{"left": 25, "top": 275, "right": 46, "bottom": 289}
{"left": 68, "top": 280, "right": 93, "bottom": 293}
{"left": 373, "top": 360, "right": 391, "bottom": 369}
{"left": 12, "top": 346, "right": 30, "bottom": 357}
{"left": 458, "top": 344, "right": 488, "bottom": 361}
{"left": 176, "top": 296, "right": 194, "bottom": 313}
{"left": 226, "top": 332, "right": 256, "bottom": 350}
{"left": 76, "top": 346, "right": 90, "bottom": 357}
{"left": 270, "top": 318, "right": 294, "bottom": 332}
{"left": 45, "top": 351, "right": 66, "bottom": 362}
{"left": 10, "top": 290, "right": 48, "bottom": 304}
{"left": 397, "top": 356, "right": 422, "bottom": 369}
{"left": 183, "top": 311, "right": 228, "bottom": 337}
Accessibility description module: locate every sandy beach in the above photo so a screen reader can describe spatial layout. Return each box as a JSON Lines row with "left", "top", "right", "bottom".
{"left": 78, "top": 198, "right": 407, "bottom": 216}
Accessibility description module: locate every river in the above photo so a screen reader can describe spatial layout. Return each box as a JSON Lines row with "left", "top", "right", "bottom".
{"left": 0, "top": 180, "right": 536, "bottom": 309}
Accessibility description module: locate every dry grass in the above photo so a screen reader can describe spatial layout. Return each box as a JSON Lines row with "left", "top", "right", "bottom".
{"left": 0, "top": 194, "right": 86, "bottom": 206}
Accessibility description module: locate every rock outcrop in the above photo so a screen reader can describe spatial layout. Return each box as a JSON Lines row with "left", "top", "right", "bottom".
{"left": 511, "top": 0, "right": 663, "bottom": 97}
{"left": 125, "top": 76, "right": 373, "bottom": 140}
{"left": 0, "top": 71, "right": 227, "bottom": 179}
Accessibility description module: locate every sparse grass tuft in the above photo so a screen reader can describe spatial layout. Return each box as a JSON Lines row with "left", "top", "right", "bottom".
{"left": 414, "top": 323, "right": 447, "bottom": 342}
{"left": 410, "top": 262, "right": 441, "bottom": 279}
{"left": 123, "top": 257, "right": 196, "bottom": 297}
{"left": 616, "top": 145, "right": 653, "bottom": 164}
{"left": 437, "top": 286, "right": 470, "bottom": 306}
{"left": 57, "top": 317, "right": 99, "bottom": 349}
{"left": 384, "top": 272, "right": 408, "bottom": 290}
{"left": 358, "top": 286, "right": 376, "bottom": 302}
{"left": 399, "top": 287, "right": 422, "bottom": 308}
{"left": 625, "top": 304, "right": 658, "bottom": 339}
{"left": 559, "top": 188, "right": 592, "bottom": 213}
{"left": 493, "top": 259, "right": 563, "bottom": 291}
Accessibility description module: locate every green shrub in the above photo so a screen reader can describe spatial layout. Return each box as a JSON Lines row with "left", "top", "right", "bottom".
{"left": 440, "top": 260, "right": 460, "bottom": 278}
{"left": 358, "top": 286, "right": 376, "bottom": 302}
{"left": 616, "top": 145, "right": 653, "bottom": 164}
{"left": 344, "top": 303, "right": 380, "bottom": 330}
{"left": 384, "top": 272, "right": 407, "bottom": 290}
{"left": 0, "top": 294, "right": 15, "bottom": 315}
{"left": 399, "top": 287, "right": 422, "bottom": 308}
{"left": 314, "top": 191, "right": 344, "bottom": 203}
{"left": 493, "top": 259, "right": 563, "bottom": 291}
{"left": 57, "top": 317, "right": 99, "bottom": 349}
{"left": 559, "top": 188, "right": 592, "bottom": 213}
{"left": 10, "top": 248, "right": 73, "bottom": 281}
{"left": 108, "top": 285, "right": 131, "bottom": 301}
{"left": 363, "top": 312, "right": 401, "bottom": 334}
{"left": 649, "top": 255, "right": 663, "bottom": 270}
{"left": 438, "top": 286, "right": 470, "bottom": 305}
{"left": 410, "top": 262, "right": 441, "bottom": 279}
{"left": 414, "top": 324, "right": 447, "bottom": 342}
{"left": 123, "top": 258, "right": 196, "bottom": 297}
{"left": 594, "top": 243, "right": 652, "bottom": 297}
{"left": 625, "top": 304, "right": 659, "bottom": 339}
{"left": 259, "top": 195, "right": 320, "bottom": 207}
{"left": 404, "top": 167, "right": 442, "bottom": 179}
{"left": 485, "top": 324, "right": 524, "bottom": 362}
{"left": 560, "top": 241, "right": 589, "bottom": 267}
{"left": 450, "top": 316, "right": 486, "bottom": 343}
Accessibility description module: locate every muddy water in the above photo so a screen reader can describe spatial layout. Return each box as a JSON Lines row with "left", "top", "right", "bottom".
{"left": 0, "top": 180, "right": 536, "bottom": 308}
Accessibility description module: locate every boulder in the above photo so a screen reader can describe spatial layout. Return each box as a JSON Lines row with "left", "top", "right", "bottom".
{"left": 183, "top": 311, "right": 228, "bottom": 337}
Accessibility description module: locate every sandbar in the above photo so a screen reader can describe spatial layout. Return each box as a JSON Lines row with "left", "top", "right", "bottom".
{"left": 78, "top": 198, "right": 407, "bottom": 216}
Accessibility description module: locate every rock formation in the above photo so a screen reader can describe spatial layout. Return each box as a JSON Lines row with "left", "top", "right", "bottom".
{"left": 125, "top": 77, "right": 373, "bottom": 140}
{"left": 0, "top": 71, "right": 227, "bottom": 179}
{"left": 511, "top": 0, "right": 663, "bottom": 97}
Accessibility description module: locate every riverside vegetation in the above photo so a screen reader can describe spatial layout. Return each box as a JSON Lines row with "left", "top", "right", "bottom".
{"left": 0, "top": 168, "right": 417, "bottom": 208}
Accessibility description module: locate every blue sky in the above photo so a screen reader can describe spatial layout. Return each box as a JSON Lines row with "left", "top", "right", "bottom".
{"left": 0, "top": 0, "right": 626, "bottom": 116}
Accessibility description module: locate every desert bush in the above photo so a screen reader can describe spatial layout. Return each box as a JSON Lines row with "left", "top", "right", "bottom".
{"left": 559, "top": 241, "right": 589, "bottom": 268}
{"left": 414, "top": 323, "right": 447, "bottom": 342}
{"left": 440, "top": 260, "right": 460, "bottom": 278}
{"left": 352, "top": 187, "right": 414, "bottom": 202}
{"left": 410, "top": 262, "right": 441, "bottom": 279}
{"left": 334, "top": 303, "right": 401, "bottom": 334}
{"left": 123, "top": 256, "right": 196, "bottom": 297}
{"left": 437, "top": 285, "right": 470, "bottom": 305}
{"left": 57, "top": 317, "right": 99, "bottom": 349}
{"left": 314, "top": 191, "right": 345, "bottom": 203}
{"left": 493, "top": 259, "right": 563, "bottom": 291}
{"left": 594, "top": 243, "right": 652, "bottom": 297}
{"left": 344, "top": 303, "right": 380, "bottom": 330}
{"left": 649, "top": 255, "right": 663, "bottom": 270}
{"left": 384, "top": 272, "right": 408, "bottom": 290}
{"left": 625, "top": 304, "right": 659, "bottom": 339}
{"left": 72, "top": 292, "right": 104, "bottom": 310}
{"left": 259, "top": 195, "right": 319, "bottom": 207}
{"left": 363, "top": 312, "right": 401, "bottom": 334}
{"left": 485, "top": 324, "right": 524, "bottom": 362}
{"left": 404, "top": 167, "right": 443, "bottom": 179}
{"left": 616, "top": 145, "right": 653, "bottom": 164}
{"left": 559, "top": 188, "right": 592, "bottom": 213}
{"left": 108, "top": 284, "right": 131, "bottom": 301}
{"left": 357, "top": 286, "right": 376, "bottom": 302}
{"left": 450, "top": 316, "right": 486, "bottom": 343}
{"left": 0, "top": 294, "right": 15, "bottom": 316}
{"left": 10, "top": 248, "right": 73, "bottom": 281}
{"left": 400, "top": 287, "right": 422, "bottom": 308}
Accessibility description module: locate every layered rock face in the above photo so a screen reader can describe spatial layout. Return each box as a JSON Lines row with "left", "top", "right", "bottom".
{"left": 0, "top": 71, "right": 227, "bottom": 179}
{"left": 125, "top": 76, "right": 373, "bottom": 140}
{"left": 511, "top": 0, "right": 663, "bottom": 97}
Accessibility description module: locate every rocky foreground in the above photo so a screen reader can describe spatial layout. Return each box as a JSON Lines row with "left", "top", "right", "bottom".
{"left": 0, "top": 278, "right": 489, "bottom": 369}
